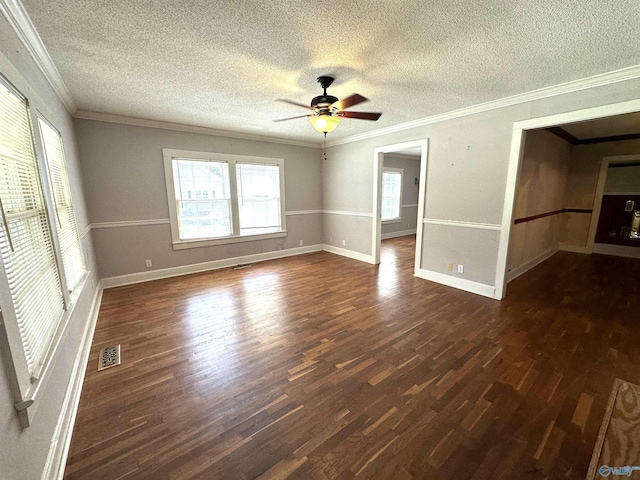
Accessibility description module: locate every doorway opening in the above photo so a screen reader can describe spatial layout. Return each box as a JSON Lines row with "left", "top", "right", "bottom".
{"left": 498, "top": 99, "right": 640, "bottom": 299}
{"left": 372, "top": 139, "right": 429, "bottom": 274}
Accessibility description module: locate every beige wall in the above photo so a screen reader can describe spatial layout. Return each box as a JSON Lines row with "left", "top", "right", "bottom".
{"left": 507, "top": 129, "right": 572, "bottom": 274}
{"left": 74, "top": 119, "right": 323, "bottom": 278}
{"left": 0, "top": 16, "right": 99, "bottom": 480}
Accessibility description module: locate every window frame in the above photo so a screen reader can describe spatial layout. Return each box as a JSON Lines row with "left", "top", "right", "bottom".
{"left": 37, "top": 113, "right": 86, "bottom": 293}
{"left": 163, "top": 148, "right": 287, "bottom": 250}
{"left": 381, "top": 167, "right": 404, "bottom": 223}
{"left": 0, "top": 75, "right": 89, "bottom": 428}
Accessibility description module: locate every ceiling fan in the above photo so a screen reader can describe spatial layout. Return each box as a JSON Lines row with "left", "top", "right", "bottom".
{"left": 274, "top": 76, "right": 382, "bottom": 135}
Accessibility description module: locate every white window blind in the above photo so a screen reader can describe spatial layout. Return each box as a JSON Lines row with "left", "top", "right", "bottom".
{"left": 173, "top": 159, "right": 232, "bottom": 239}
{"left": 0, "top": 79, "right": 65, "bottom": 378}
{"left": 236, "top": 163, "right": 281, "bottom": 235}
{"left": 38, "top": 118, "right": 85, "bottom": 291}
{"left": 381, "top": 170, "right": 402, "bottom": 221}
{"left": 164, "top": 149, "right": 286, "bottom": 249}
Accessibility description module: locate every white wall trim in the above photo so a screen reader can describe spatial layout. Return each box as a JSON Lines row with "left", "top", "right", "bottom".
{"left": 41, "top": 284, "right": 102, "bottom": 480}
{"left": 559, "top": 243, "right": 590, "bottom": 254}
{"left": 91, "top": 219, "right": 171, "bottom": 229}
{"left": 381, "top": 229, "right": 416, "bottom": 240}
{"left": 592, "top": 243, "right": 640, "bottom": 259}
{"left": 91, "top": 214, "right": 323, "bottom": 230}
{"left": 601, "top": 192, "right": 640, "bottom": 196}
{"left": 285, "top": 210, "right": 322, "bottom": 216}
{"left": 322, "top": 209, "right": 373, "bottom": 218}
{"left": 0, "top": 0, "right": 76, "bottom": 113}
{"left": 73, "top": 110, "right": 320, "bottom": 149}
{"left": 327, "top": 65, "right": 640, "bottom": 148}
{"left": 506, "top": 248, "right": 558, "bottom": 283}
{"left": 402, "top": 204, "right": 418, "bottom": 209}
{"left": 79, "top": 224, "right": 91, "bottom": 239}
{"left": 321, "top": 244, "right": 375, "bottom": 264}
{"left": 414, "top": 268, "right": 497, "bottom": 299}
{"left": 423, "top": 218, "right": 502, "bottom": 231}
{"left": 101, "top": 244, "right": 323, "bottom": 288}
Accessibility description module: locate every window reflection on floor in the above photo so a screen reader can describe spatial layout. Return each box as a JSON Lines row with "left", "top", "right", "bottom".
{"left": 376, "top": 236, "right": 415, "bottom": 296}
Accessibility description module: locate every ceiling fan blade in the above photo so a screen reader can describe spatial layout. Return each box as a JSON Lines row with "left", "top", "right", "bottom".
{"left": 331, "top": 94, "right": 368, "bottom": 111}
{"left": 338, "top": 111, "right": 382, "bottom": 121}
{"left": 276, "top": 99, "right": 313, "bottom": 110}
{"left": 273, "top": 114, "right": 313, "bottom": 122}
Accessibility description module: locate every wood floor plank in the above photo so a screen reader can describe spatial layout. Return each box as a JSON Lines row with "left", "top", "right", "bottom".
{"left": 65, "top": 236, "right": 640, "bottom": 479}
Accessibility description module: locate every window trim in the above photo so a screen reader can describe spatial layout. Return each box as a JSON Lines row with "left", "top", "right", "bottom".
{"left": 381, "top": 167, "right": 404, "bottom": 223}
{"left": 37, "top": 113, "right": 86, "bottom": 293}
{"left": 0, "top": 75, "right": 89, "bottom": 428}
{"left": 163, "top": 148, "right": 287, "bottom": 250}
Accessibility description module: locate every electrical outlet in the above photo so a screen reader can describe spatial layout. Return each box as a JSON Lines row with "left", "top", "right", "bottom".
{"left": 145, "top": 259, "right": 152, "bottom": 268}
{"left": 299, "top": 239, "right": 304, "bottom": 246}
{"left": 446, "top": 263, "right": 453, "bottom": 271}
{"left": 342, "top": 240, "right": 346, "bottom": 247}
{"left": 330, "top": 236, "right": 333, "bottom": 243}
{"left": 458, "top": 264, "right": 464, "bottom": 274}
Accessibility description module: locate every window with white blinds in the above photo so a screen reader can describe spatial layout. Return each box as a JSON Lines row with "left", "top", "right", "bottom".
{"left": 381, "top": 168, "right": 403, "bottom": 221}
{"left": 164, "top": 148, "right": 286, "bottom": 249}
{"left": 38, "top": 118, "right": 85, "bottom": 291}
{"left": 0, "top": 78, "right": 65, "bottom": 378}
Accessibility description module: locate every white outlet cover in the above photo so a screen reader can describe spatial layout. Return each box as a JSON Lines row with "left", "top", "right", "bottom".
{"left": 457, "top": 264, "right": 464, "bottom": 273}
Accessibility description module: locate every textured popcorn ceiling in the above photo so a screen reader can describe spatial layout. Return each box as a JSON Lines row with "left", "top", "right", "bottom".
{"left": 20, "top": 0, "right": 640, "bottom": 143}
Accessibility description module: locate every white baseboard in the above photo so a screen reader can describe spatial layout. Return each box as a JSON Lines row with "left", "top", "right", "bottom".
{"left": 414, "top": 268, "right": 497, "bottom": 299}
{"left": 41, "top": 285, "right": 103, "bottom": 480}
{"left": 102, "top": 245, "right": 323, "bottom": 288}
{"left": 381, "top": 229, "right": 417, "bottom": 240}
{"left": 506, "top": 248, "right": 558, "bottom": 283}
{"left": 593, "top": 243, "right": 640, "bottom": 259}
{"left": 321, "top": 244, "right": 376, "bottom": 264}
{"left": 559, "top": 243, "right": 590, "bottom": 254}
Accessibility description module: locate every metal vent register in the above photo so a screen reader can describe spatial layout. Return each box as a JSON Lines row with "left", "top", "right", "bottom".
{"left": 98, "top": 345, "right": 121, "bottom": 371}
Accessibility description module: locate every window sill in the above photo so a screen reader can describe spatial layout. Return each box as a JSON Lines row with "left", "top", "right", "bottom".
{"left": 382, "top": 218, "right": 402, "bottom": 225}
{"left": 14, "top": 270, "right": 91, "bottom": 428}
{"left": 172, "top": 230, "right": 287, "bottom": 250}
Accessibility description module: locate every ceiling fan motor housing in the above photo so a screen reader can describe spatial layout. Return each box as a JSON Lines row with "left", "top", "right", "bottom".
{"left": 311, "top": 94, "right": 338, "bottom": 110}
{"left": 312, "top": 76, "right": 338, "bottom": 112}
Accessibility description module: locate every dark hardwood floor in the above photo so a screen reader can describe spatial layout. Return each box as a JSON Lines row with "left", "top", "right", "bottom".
{"left": 65, "top": 236, "right": 640, "bottom": 479}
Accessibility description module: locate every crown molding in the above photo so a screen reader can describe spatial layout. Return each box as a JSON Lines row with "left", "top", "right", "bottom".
{"left": 0, "top": 0, "right": 76, "bottom": 113}
{"left": 73, "top": 110, "right": 321, "bottom": 149}
{"left": 327, "top": 64, "right": 640, "bottom": 148}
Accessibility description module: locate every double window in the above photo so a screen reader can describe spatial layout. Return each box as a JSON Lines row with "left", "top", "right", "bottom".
{"left": 381, "top": 168, "right": 403, "bottom": 222}
{"left": 0, "top": 75, "right": 85, "bottom": 427}
{"left": 163, "top": 149, "right": 286, "bottom": 249}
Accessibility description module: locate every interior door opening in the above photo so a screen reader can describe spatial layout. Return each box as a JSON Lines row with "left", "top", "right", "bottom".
{"left": 372, "top": 139, "right": 429, "bottom": 273}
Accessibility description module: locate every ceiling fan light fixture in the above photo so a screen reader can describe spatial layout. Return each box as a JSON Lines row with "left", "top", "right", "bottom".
{"left": 309, "top": 114, "right": 341, "bottom": 133}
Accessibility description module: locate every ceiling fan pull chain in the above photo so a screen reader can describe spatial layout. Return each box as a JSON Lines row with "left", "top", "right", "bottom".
{"left": 323, "top": 132, "right": 327, "bottom": 161}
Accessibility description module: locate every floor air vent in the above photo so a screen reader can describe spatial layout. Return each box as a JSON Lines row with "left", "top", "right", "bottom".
{"left": 98, "top": 345, "right": 121, "bottom": 371}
